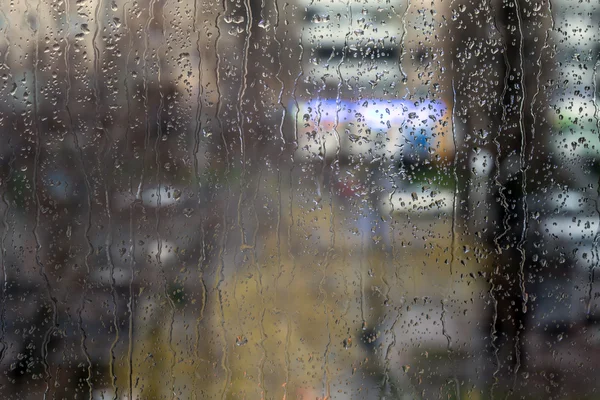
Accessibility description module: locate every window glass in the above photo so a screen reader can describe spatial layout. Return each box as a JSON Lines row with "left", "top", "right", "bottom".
{"left": 0, "top": 0, "right": 598, "bottom": 398}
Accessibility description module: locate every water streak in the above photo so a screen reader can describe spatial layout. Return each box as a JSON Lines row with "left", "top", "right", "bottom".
{"left": 64, "top": 2, "right": 94, "bottom": 396}
{"left": 512, "top": 0, "right": 528, "bottom": 394}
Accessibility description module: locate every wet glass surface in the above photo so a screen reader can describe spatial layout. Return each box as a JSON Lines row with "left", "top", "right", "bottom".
{"left": 0, "top": 0, "right": 598, "bottom": 398}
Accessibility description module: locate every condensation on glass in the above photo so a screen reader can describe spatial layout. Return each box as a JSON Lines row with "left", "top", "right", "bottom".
{"left": 0, "top": 0, "right": 598, "bottom": 398}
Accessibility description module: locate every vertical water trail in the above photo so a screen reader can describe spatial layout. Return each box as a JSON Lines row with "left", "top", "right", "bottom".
{"left": 214, "top": 2, "right": 232, "bottom": 398}
{"left": 318, "top": 3, "right": 351, "bottom": 393}
{"left": 64, "top": 1, "right": 94, "bottom": 395}
{"left": 441, "top": 300, "right": 452, "bottom": 349}
{"left": 247, "top": 168, "right": 267, "bottom": 399}
{"left": 512, "top": 0, "right": 528, "bottom": 393}
{"left": 191, "top": 3, "right": 207, "bottom": 398}
{"left": 313, "top": 69, "right": 330, "bottom": 400}
{"left": 399, "top": 0, "right": 410, "bottom": 92}
{"left": 91, "top": 0, "right": 121, "bottom": 395}
{"left": 489, "top": 2, "right": 511, "bottom": 396}
{"left": 315, "top": 76, "right": 324, "bottom": 197}
{"left": 192, "top": 0, "right": 204, "bottom": 215}
{"left": 154, "top": 10, "right": 178, "bottom": 398}
{"left": 139, "top": 0, "right": 157, "bottom": 199}
{"left": 129, "top": 18, "right": 158, "bottom": 394}
{"left": 239, "top": 2, "right": 265, "bottom": 395}
{"left": 332, "top": 11, "right": 351, "bottom": 395}
{"left": 530, "top": 0, "right": 554, "bottom": 137}
{"left": 312, "top": 82, "right": 331, "bottom": 398}
{"left": 235, "top": 0, "right": 252, "bottom": 248}
{"left": 193, "top": 220, "right": 208, "bottom": 400}
{"left": 489, "top": 0, "right": 511, "bottom": 247}
{"left": 272, "top": 11, "right": 293, "bottom": 397}
{"left": 132, "top": 2, "right": 156, "bottom": 392}
{"left": 0, "top": 9, "right": 9, "bottom": 291}
{"left": 283, "top": 311, "right": 292, "bottom": 400}
{"left": 333, "top": 2, "right": 350, "bottom": 162}
{"left": 380, "top": 257, "right": 392, "bottom": 313}
{"left": 274, "top": 0, "right": 286, "bottom": 294}
{"left": 0, "top": 151, "right": 14, "bottom": 368}
{"left": 283, "top": 31, "right": 303, "bottom": 400}
{"left": 105, "top": 189, "right": 119, "bottom": 400}
{"left": 321, "top": 300, "right": 332, "bottom": 400}
{"left": 380, "top": 307, "right": 400, "bottom": 396}
{"left": 122, "top": 1, "right": 133, "bottom": 153}
{"left": 359, "top": 237, "right": 365, "bottom": 333}
{"left": 192, "top": 6, "right": 203, "bottom": 197}
{"left": 447, "top": 46, "right": 459, "bottom": 400}
{"left": 528, "top": 0, "right": 553, "bottom": 330}
{"left": 450, "top": 63, "right": 458, "bottom": 277}
{"left": 381, "top": 128, "right": 403, "bottom": 397}
{"left": 328, "top": 7, "right": 354, "bottom": 391}
{"left": 91, "top": 0, "right": 103, "bottom": 110}
{"left": 121, "top": 3, "right": 137, "bottom": 398}
{"left": 448, "top": 10, "right": 460, "bottom": 397}
{"left": 441, "top": 298, "right": 460, "bottom": 399}
{"left": 127, "top": 198, "right": 140, "bottom": 400}
{"left": 0, "top": 8, "right": 10, "bottom": 68}
{"left": 215, "top": 0, "right": 229, "bottom": 176}
{"left": 588, "top": 53, "right": 600, "bottom": 316}
{"left": 514, "top": 0, "right": 528, "bottom": 315}
{"left": 274, "top": 0, "right": 286, "bottom": 150}
{"left": 28, "top": 1, "right": 59, "bottom": 397}
{"left": 216, "top": 220, "right": 231, "bottom": 400}
{"left": 323, "top": 130, "right": 338, "bottom": 400}
{"left": 286, "top": 33, "right": 302, "bottom": 286}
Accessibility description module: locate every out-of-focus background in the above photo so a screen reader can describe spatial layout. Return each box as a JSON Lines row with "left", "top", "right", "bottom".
{"left": 0, "top": 0, "right": 598, "bottom": 398}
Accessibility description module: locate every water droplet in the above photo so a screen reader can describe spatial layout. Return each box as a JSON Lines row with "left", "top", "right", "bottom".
{"left": 343, "top": 337, "right": 352, "bottom": 349}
